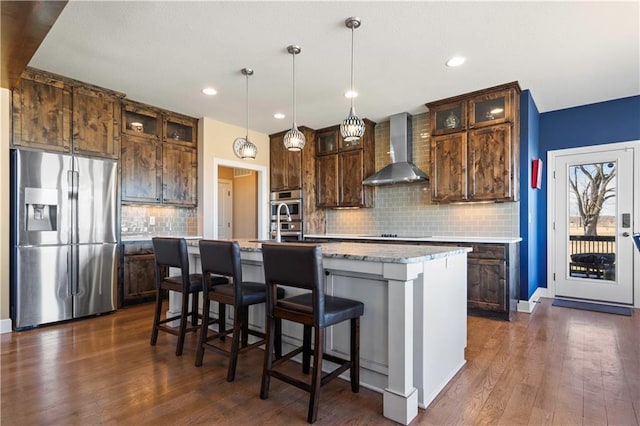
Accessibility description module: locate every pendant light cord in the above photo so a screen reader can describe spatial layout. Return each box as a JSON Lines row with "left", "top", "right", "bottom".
{"left": 350, "top": 25, "right": 355, "bottom": 111}
{"left": 292, "top": 51, "right": 297, "bottom": 128}
{"left": 245, "top": 72, "right": 250, "bottom": 140}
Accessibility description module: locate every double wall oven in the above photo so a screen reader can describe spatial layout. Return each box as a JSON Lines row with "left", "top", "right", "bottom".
{"left": 270, "top": 190, "right": 303, "bottom": 241}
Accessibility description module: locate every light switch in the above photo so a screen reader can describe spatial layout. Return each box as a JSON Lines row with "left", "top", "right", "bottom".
{"left": 149, "top": 216, "right": 155, "bottom": 225}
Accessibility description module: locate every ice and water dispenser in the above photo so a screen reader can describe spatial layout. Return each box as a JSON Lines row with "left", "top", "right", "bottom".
{"left": 24, "top": 187, "right": 58, "bottom": 232}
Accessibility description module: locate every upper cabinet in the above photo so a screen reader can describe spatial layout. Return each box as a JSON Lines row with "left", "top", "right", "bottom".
{"left": 427, "top": 82, "right": 520, "bottom": 203}
{"left": 163, "top": 113, "right": 197, "bottom": 147}
{"left": 12, "top": 68, "right": 123, "bottom": 159}
{"left": 122, "top": 102, "right": 161, "bottom": 139}
{"left": 315, "top": 120, "right": 375, "bottom": 208}
{"left": 72, "top": 86, "right": 122, "bottom": 159}
{"left": 120, "top": 100, "right": 198, "bottom": 207}
{"left": 269, "top": 132, "right": 302, "bottom": 192}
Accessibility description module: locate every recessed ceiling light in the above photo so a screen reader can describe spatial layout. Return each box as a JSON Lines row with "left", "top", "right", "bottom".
{"left": 446, "top": 56, "right": 466, "bottom": 67}
{"left": 202, "top": 87, "right": 217, "bottom": 95}
{"left": 345, "top": 90, "right": 358, "bottom": 99}
{"left": 274, "top": 113, "right": 285, "bottom": 119}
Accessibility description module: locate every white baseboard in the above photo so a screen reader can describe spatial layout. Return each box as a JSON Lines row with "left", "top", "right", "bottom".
{"left": 517, "top": 287, "right": 550, "bottom": 313}
{"left": 0, "top": 318, "right": 13, "bottom": 334}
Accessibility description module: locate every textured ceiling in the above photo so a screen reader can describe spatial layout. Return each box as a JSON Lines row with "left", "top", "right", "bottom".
{"left": 29, "top": 1, "right": 639, "bottom": 135}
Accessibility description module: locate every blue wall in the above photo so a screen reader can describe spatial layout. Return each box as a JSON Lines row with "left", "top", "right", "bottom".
{"left": 523, "top": 95, "right": 640, "bottom": 297}
{"left": 519, "top": 91, "right": 542, "bottom": 300}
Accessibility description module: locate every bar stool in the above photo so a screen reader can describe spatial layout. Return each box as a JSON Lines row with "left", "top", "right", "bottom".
{"left": 150, "top": 237, "right": 227, "bottom": 356}
{"left": 195, "top": 240, "right": 284, "bottom": 382}
{"left": 260, "top": 243, "right": 364, "bottom": 424}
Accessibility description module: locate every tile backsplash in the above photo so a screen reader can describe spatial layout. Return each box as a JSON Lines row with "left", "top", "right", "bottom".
{"left": 326, "top": 112, "right": 520, "bottom": 238}
{"left": 121, "top": 205, "right": 197, "bottom": 237}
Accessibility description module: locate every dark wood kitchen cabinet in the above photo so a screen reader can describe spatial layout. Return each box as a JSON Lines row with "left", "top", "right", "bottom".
{"left": 12, "top": 67, "right": 124, "bottom": 158}
{"left": 467, "top": 244, "right": 507, "bottom": 316}
{"left": 163, "top": 112, "right": 197, "bottom": 147}
{"left": 431, "top": 132, "right": 468, "bottom": 202}
{"left": 119, "top": 241, "right": 162, "bottom": 307}
{"left": 121, "top": 134, "right": 162, "bottom": 203}
{"left": 427, "top": 82, "right": 520, "bottom": 203}
{"left": 120, "top": 100, "right": 198, "bottom": 206}
{"left": 269, "top": 131, "right": 302, "bottom": 191}
{"left": 12, "top": 68, "right": 72, "bottom": 151}
{"left": 467, "top": 124, "right": 513, "bottom": 201}
{"left": 315, "top": 120, "right": 375, "bottom": 208}
{"left": 162, "top": 143, "right": 197, "bottom": 205}
{"left": 316, "top": 154, "right": 338, "bottom": 206}
{"left": 71, "top": 85, "right": 122, "bottom": 159}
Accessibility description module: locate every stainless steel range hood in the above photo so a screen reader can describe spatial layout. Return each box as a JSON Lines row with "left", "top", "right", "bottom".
{"left": 363, "top": 112, "right": 429, "bottom": 186}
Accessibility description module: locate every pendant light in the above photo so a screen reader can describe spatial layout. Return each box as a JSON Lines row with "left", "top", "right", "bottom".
{"left": 340, "top": 17, "right": 365, "bottom": 142}
{"left": 283, "top": 45, "right": 305, "bottom": 151}
{"left": 233, "top": 68, "right": 258, "bottom": 160}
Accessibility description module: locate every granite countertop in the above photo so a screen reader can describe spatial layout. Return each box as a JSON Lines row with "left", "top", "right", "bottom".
{"left": 121, "top": 235, "right": 202, "bottom": 242}
{"left": 304, "top": 234, "right": 522, "bottom": 244}
{"left": 187, "top": 238, "right": 470, "bottom": 264}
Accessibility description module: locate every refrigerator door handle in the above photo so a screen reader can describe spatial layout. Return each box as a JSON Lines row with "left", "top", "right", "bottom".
{"left": 68, "top": 169, "right": 79, "bottom": 295}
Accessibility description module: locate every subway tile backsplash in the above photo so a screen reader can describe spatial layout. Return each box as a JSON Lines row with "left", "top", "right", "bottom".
{"left": 326, "top": 112, "right": 519, "bottom": 238}
{"left": 121, "top": 205, "right": 197, "bottom": 237}
{"left": 326, "top": 188, "right": 519, "bottom": 237}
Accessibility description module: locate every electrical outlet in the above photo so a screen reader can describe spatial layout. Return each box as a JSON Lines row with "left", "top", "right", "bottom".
{"left": 149, "top": 216, "right": 155, "bottom": 225}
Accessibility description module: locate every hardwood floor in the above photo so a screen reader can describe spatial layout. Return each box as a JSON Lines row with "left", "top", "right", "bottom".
{"left": 1, "top": 297, "right": 638, "bottom": 425}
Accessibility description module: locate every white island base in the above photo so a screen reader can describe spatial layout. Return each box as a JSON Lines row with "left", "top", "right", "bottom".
{"left": 173, "top": 241, "right": 469, "bottom": 425}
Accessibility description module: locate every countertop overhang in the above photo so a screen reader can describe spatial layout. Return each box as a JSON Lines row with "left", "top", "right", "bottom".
{"left": 187, "top": 238, "right": 470, "bottom": 265}
{"left": 304, "top": 233, "right": 522, "bottom": 244}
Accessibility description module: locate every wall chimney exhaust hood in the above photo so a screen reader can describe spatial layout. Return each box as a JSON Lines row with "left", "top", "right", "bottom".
{"left": 363, "top": 112, "right": 429, "bottom": 186}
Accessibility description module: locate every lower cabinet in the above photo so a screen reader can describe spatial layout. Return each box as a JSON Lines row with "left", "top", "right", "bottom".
{"left": 466, "top": 243, "right": 518, "bottom": 320}
{"left": 119, "top": 242, "right": 161, "bottom": 307}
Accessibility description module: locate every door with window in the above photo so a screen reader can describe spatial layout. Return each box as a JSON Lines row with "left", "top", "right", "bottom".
{"left": 551, "top": 146, "right": 634, "bottom": 304}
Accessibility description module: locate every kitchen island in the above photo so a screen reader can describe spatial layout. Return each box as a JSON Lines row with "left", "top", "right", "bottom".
{"left": 177, "top": 239, "right": 470, "bottom": 425}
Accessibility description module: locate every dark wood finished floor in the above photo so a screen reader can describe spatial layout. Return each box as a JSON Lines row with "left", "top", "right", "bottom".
{"left": 2, "top": 298, "right": 638, "bottom": 425}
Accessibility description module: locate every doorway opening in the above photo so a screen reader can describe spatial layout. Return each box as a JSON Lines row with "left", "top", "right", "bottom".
{"left": 217, "top": 167, "right": 259, "bottom": 239}
{"left": 211, "top": 159, "right": 269, "bottom": 240}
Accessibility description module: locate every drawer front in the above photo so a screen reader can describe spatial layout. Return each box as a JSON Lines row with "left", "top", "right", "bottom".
{"left": 467, "top": 244, "right": 506, "bottom": 260}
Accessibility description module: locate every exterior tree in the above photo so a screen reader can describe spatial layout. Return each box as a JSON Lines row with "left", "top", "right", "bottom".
{"left": 569, "top": 163, "right": 616, "bottom": 236}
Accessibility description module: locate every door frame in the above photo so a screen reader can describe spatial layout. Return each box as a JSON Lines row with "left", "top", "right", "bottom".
{"left": 547, "top": 140, "right": 640, "bottom": 308}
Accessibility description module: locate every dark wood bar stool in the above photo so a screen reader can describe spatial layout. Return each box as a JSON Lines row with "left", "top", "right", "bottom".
{"left": 196, "top": 240, "right": 283, "bottom": 382}
{"left": 260, "top": 243, "right": 364, "bottom": 424}
{"left": 150, "top": 237, "right": 227, "bottom": 356}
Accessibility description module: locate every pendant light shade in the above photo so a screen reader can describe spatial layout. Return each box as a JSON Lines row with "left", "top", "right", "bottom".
{"left": 340, "top": 17, "right": 365, "bottom": 142}
{"left": 284, "top": 45, "right": 305, "bottom": 151}
{"left": 233, "top": 68, "right": 257, "bottom": 160}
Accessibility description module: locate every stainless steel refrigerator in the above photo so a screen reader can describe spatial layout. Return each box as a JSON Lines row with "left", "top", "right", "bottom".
{"left": 11, "top": 149, "right": 118, "bottom": 330}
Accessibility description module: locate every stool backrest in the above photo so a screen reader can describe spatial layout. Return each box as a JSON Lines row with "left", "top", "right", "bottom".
{"left": 199, "top": 240, "right": 242, "bottom": 292}
{"left": 152, "top": 237, "right": 190, "bottom": 288}
{"left": 261, "top": 243, "right": 325, "bottom": 323}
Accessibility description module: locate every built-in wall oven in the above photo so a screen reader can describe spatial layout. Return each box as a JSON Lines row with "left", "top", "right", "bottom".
{"left": 270, "top": 190, "right": 303, "bottom": 241}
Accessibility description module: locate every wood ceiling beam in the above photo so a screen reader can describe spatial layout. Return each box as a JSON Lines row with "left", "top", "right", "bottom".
{"left": 1, "top": 1, "right": 67, "bottom": 90}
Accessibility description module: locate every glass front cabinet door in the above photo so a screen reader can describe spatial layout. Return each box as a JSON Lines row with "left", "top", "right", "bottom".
{"left": 430, "top": 100, "right": 466, "bottom": 136}
{"left": 468, "top": 89, "right": 513, "bottom": 128}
